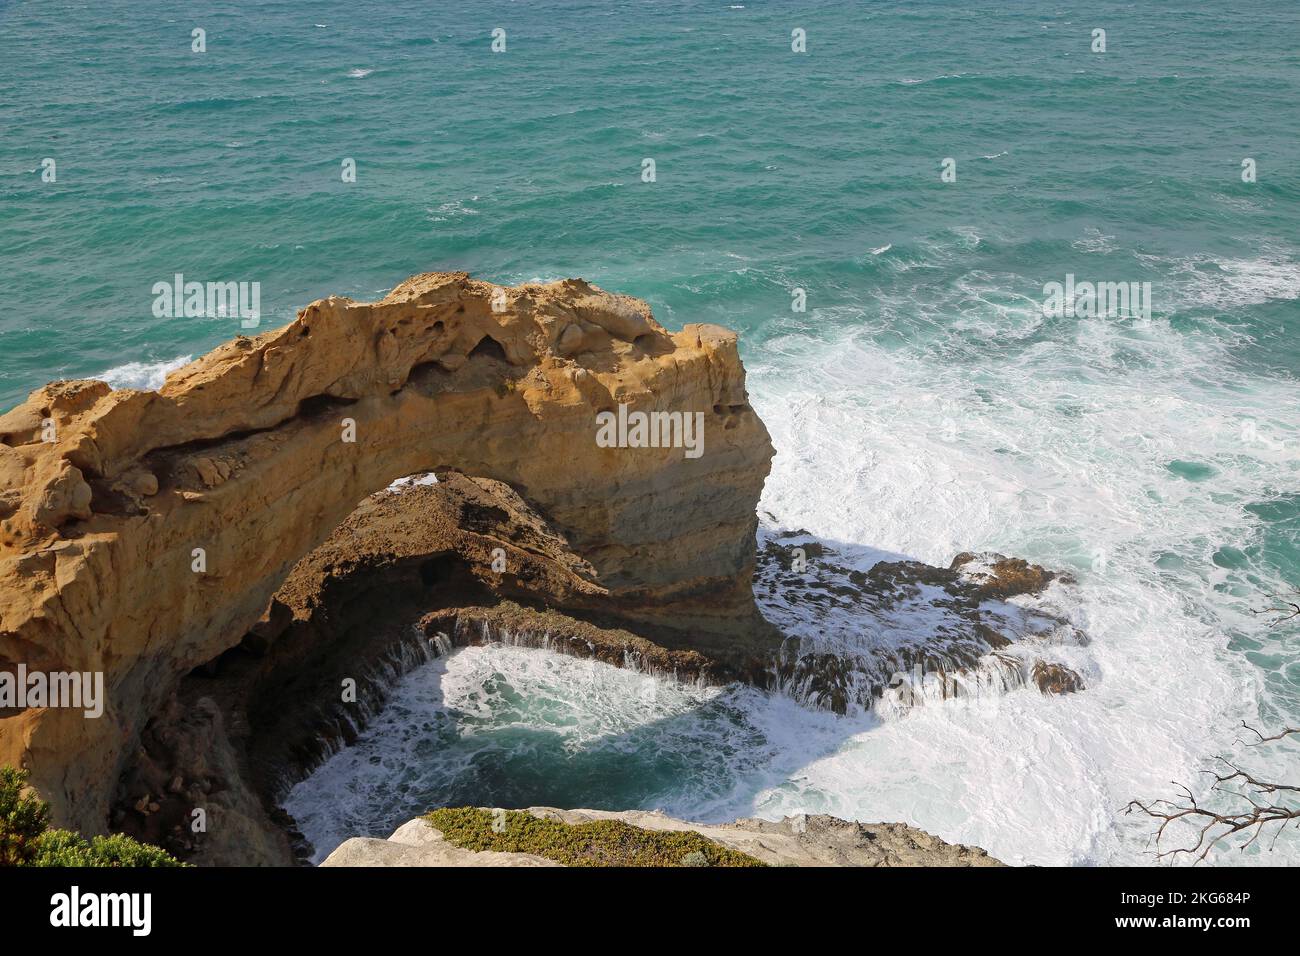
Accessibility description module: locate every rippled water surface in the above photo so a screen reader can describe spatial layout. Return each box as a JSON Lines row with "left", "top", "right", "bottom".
{"left": 3, "top": 1, "right": 1297, "bottom": 865}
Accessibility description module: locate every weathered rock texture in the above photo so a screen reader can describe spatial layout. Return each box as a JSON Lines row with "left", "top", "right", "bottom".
{"left": 755, "top": 532, "right": 1090, "bottom": 713}
{"left": 0, "top": 272, "right": 775, "bottom": 837}
{"left": 321, "top": 809, "right": 1003, "bottom": 868}
{"left": 98, "top": 470, "right": 1084, "bottom": 865}
{"left": 111, "top": 473, "right": 741, "bottom": 866}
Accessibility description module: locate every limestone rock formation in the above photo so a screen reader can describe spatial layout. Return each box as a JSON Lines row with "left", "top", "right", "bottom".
{"left": 112, "top": 472, "right": 740, "bottom": 866}
{"left": 321, "top": 809, "right": 1003, "bottom": 867}
{"left": 98, "top": 469, "right": 1085, "bottom": 865}
{"left": 0, "top": 272, "right": 775, "bottom": 837}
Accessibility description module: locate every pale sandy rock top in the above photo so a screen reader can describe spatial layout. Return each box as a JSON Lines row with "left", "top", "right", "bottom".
{"left": 320, "top": 808, "right": 1003, "bottom": 868}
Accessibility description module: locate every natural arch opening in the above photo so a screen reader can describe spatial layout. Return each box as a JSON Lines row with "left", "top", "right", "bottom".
{"left": 108, "top": 467, "right": 751, "bottom": 864}
{"left": 108, "top": 473, "right": 495, "bottom": 864}
{"left": 0, "top": 271, "right": 779, "bottom": 864}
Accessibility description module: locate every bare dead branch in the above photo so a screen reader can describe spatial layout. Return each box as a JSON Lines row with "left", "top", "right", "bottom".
{"left": 1126, "top": 724, "right": 1300, "bottom": 864}
{"left": 1239, "top": 721, "right": 1300, "bottom": 746}
{"left": 1249, "top": 589, "right": 1300, "bottom": 628}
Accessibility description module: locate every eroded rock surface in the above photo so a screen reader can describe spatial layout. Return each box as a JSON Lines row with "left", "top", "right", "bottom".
{"left": 0, "top": 272, "right": 775, "bottom": 836}
{"left": 105, "top": 470, "right": 762, "bottom": 866}
{"left": 755, "top": 531, "right": 1090, "bottom": 713}
{"left": 102, "top": 470, "right": 1090, "bottom": 864}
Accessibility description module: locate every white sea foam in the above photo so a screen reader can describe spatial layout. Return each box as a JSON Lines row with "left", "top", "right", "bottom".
{"left": 99, "top": 355, "right": 192, "bottom": 392}
{"left": 743, "top": 301, "right": 1300, "bottom": 865}
{"left": 286, "top": 263, "right": 1300, "bottom": 868}
{"left": 1159, "top": 254, "right": 1300, "bottom": 309}
{"left": 425, "top": 198, "right": 480, "bottom": 222}
{"left": 1071, "top": 227, "right": 1116, "bottom": 253}
{"left": 384, "top": 472, "right": 438, "bottom": 493}
{"left": 899, "top": 72, "right": 972, "bottom": 85}
{"left": 283, "top": 644, "right": 736, "bottom": 861}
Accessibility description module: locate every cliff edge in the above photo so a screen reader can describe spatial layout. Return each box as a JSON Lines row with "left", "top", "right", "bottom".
{"left": 321, "top": 808, "right": 1003, "bottom": 867}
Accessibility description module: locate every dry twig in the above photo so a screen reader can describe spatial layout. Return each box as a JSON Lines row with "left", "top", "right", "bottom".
{"left": 1249, "top": 590, "right": 1300, "bottom": 628}
{"left": 1126, "top": 725, "right": 1299, "bottom": 864}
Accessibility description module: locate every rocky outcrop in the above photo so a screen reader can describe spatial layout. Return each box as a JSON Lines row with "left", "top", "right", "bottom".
{"left": 0, "top": 272, "right": 776, "bottom": 837}
{"left": 93, "top": 467, "right": 1087, "bottom": 865}
{"left": 755, "top": 533, "right": 1089, "bottom": 713}
{"left": 321, "top": 808, "right": 1003, "bottom": 867}
{"left": 107, "top": 473, "right": 743, "bottom": 866}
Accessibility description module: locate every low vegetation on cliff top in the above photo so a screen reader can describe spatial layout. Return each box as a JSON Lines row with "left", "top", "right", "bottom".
{"left": 1, "top": 766, "right": 183, "bottom": 867}
{"left": 426, "top": 807, "right": 766, "bottom": 867}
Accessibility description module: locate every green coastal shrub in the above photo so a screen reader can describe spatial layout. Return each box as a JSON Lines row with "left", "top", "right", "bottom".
{"left": 0, "top": 766, "right": 183, "bottom": 868}
{"left": 29, "top": 829, "right": 184, "bottom": 867}
{"left": 426, "top": 807, "right": 766, "bottom": 867}
{"left": 0, "top": 766, "right": 50, "bottom": 865}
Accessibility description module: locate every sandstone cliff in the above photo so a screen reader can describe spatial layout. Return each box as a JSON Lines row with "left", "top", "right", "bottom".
{"left": 0, "top": 272, "right": 776, "bottom": 837}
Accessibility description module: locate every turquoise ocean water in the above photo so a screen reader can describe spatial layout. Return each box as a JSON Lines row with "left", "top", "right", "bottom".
{"left": 3, "top": 1, "right": 1298, "bottom": 864}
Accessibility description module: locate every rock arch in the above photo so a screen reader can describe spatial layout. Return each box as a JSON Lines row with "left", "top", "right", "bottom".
{"left": 0, "top": 272, "right": 774, "bottom": 835}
